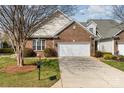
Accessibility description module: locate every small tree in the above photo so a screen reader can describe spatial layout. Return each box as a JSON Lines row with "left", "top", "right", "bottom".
{"left": 0, "top": 5, "right": 76, "bottom": 67}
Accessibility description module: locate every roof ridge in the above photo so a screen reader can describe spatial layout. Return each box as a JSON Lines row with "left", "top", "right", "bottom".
{"left": 88, "top": 19, "right": 115, "bottom": 21}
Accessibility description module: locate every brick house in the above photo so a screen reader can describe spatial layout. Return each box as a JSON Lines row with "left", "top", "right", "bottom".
{"left": 85, "top": 19, "right": 124, "bottom": 55}
{"left": 25, "top": 10, "right": 96, "bottom": 57}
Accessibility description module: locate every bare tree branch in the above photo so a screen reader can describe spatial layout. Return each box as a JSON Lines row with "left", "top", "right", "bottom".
{"left": 0, "top": 5, "right": 76, "bottom": 66}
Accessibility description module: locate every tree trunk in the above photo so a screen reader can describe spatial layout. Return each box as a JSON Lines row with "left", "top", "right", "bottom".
{"left": 16, "top": 44, "right": 24, "bottom": 67}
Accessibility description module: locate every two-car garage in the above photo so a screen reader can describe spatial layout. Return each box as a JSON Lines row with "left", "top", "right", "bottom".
{"left": 58, "top": 43, "right": 90, "bottom": 57}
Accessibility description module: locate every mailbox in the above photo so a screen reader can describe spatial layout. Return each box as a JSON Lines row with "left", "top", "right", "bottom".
{"left": 36, "top": 61, "right": 42, "bottom": 68}
{"left": 36, "top": 61, "right": 43, "bottom": 80}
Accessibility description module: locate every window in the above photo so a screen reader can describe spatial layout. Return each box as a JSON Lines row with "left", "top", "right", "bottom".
{"left": 33, "top": 39, "right": 45, "bottom": 50}
{"left": 37, "top": 39, "right": 41, "bottom": 50}
{"left": 89, "top": 28, "right": 93, "bottom": 32}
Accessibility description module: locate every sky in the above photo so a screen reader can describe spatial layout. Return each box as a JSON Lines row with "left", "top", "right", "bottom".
{"left": 72, "top": 5, "right": 113, "bottom": 22}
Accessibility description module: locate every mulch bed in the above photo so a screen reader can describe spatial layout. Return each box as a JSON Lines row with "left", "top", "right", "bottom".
{"left": 0, "top": 65, "right": 37, "bottom": 74}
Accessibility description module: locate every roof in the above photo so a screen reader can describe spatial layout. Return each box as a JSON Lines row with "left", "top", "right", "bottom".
{"left": 80, "top": 22, "right": 87, "bottom": 27}
{"left": 87, "top": 19, "right": 124, "bottom": 38}
{"left": 32, "top": 10, "right": 94, "bottom": 38}
{"left": 31, "top": 10, "right": 73, "bottom": 38}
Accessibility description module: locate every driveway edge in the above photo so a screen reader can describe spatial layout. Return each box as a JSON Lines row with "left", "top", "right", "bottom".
{"left": 51, "top": 79, "right": 62, "bottom": 88}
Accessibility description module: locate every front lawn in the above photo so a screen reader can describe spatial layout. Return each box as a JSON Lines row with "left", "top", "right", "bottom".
{"left": 0, "top": 57, "right": 60, "bottom": 87}
{"left": 96, "top": 51, "right": 124, "bottom": 72}
{"left": 102, "top": 60, "right": 124, "bottom": 72}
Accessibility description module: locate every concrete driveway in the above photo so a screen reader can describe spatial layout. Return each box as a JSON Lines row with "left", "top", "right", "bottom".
{"left": 59, "top": 57, "right": 124, "bottom": 88}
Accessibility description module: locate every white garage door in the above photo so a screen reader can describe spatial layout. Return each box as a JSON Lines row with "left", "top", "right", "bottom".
{"left": 58, "top": 43, "right": 90, "bottom": 57}
{"left": 118, "top": 44, "right": 124, "bottom": 55}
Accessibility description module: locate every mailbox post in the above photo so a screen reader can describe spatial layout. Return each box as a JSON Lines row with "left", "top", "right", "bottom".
{"left": 36, "top": 61, "right": 42, "bottom": 80}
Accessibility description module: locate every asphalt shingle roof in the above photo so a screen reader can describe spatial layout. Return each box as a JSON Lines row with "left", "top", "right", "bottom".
{"left": 87, "top": 19, "right": 124, "bottom": 38}
{"left": 31, "top": 10, "right": 72, "bottom": 38}
{"left": 80, "top": 22, "right": 87, "bottom": 27}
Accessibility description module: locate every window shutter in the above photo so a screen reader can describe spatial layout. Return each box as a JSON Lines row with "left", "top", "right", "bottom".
{"left": 42, "top": 40, "right": 45, "bottom": 50}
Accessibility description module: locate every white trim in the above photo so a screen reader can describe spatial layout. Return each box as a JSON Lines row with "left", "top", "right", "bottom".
{"left": 97, "top": 31, "right": 103, "bottom": 38}
{"left": 33, "top": 39, "right": 45, "bottom": 51}
{"left": 54, "top": 9, "right": 73, "bottom": 21}
{"left": 44, "top": 40, "right": 46, "bottom": 49}
{"left": 57, "top": 42, "right": 90, "bottom": 44}
{"left": 86, "top": 21, "right": 96, "bottom": 26}
{"left": 86, "top": 20, "right": 103, "bottom": 38}
{"left": 112, "top": 39, "right": 115, "bottom": 55}
{"left": 114, "top": 29, "right": 123, "bottom": 36}
{"left": 74, "top": 20, "right": 97, "bottom": 37}
{"left": 53, "top": 40, "right": 55, "bottom": 48}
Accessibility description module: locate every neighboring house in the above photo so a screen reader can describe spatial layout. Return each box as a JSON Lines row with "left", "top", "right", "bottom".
{"left": 85, "top": 19, "right": 124, "bottom": 55}
{"left": 25, "top": 10, "right": 96, "bottom": 57}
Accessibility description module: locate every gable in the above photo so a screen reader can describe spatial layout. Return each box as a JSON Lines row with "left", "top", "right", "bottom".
{"left": 117, "top": 30, "right": 124, "bottom": 42}
{"left": 91, "top": 20, "right": 121, "bottom": 38}
{"left": 31, "top": 10, "right": 73, "bottom": 38}
{"left": 87, "top": 21, "right": 97, "bottom": 35}
{"left": 57, "top": 22, "right": 92, "bottom": 42}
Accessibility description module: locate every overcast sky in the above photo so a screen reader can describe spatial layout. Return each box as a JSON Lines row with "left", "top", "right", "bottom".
{"left": 72, "top": 5, "right": 113, "bottom": 22}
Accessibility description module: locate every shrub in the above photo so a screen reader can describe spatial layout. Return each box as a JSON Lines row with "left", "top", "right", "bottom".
{"left": 95, "top": 51, "right": 112, "bottom": 58}
{"left": 103, "top": 54, "right": 113, "bottom": 60}
{"left": 24, "top": 48, "right": 36, "bottom": 57}
{"left": 42, "top": 59, "right": 58, "bottom": 69}
{"left": 0, "top": 48, "right": 14, "bottom": 54}
{"left": 95, "top": 51, "right": 103, "bottom": 57}
{"left": 111, "top": 55, "right": 117, "bottom": 60}
{"left": 102, "top": 52, "right": 112, "bottom": 55}
{"left": 118, "top": 55, "right": 124, "bottom": 62}
{"left": 44, "top": 48, "right": 57, "bottom": 57}
{"left": 3, "top": 41, "right": 10, "bottom": 48}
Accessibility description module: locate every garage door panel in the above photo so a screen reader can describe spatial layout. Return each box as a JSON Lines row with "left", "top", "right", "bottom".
{"left": 118, "top": 44, "right": 124, "bottom": 55}
{"left": 58, "top": 43, "right": 90, "bottom": 57}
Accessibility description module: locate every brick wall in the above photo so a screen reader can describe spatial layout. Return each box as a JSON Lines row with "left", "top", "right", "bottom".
{"left": 117, "top": 31, "right": 124, "bottom": 44}
{"left": 54, "top": 22, "right": 95, "bottom": 56}
{"left": 25, "top": 22, "right": 95, "bottom": 57}
{"left": 25, "top": 40, "right": 32, "bottom": 49}
{"left": 114, "top": 31, "right": 124, "bottom": 54}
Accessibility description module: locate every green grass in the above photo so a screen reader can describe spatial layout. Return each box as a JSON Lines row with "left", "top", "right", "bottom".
{"left": 102, "top": 60, "right": 124, "bottom": 72}
{"left": 0, "top": 57, "right": 60, "bottom": 87}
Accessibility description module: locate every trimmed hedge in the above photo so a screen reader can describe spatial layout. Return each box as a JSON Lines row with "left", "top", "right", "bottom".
{"left": 0, "top": 48, "right": 14, "bottom": 54}
{"left": 95, "top": 51, "right": 112, "bottom": 58}
{"left": 103, "top": 54, "right": 117, "bottom": 60}
{"left": 0, "top": 48, "right": 36, "bottom": 57}
{"left": 44, "top": 48, "right": 57, "bottom": 57}
{"left": 103, "top": 54, "right": 113, "bottom": 60}
{"left": 24, "top": 48, "right": 36, "bottom": 57}
{"left": 102, "top": 52, "right": 112, "bottom": 55}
